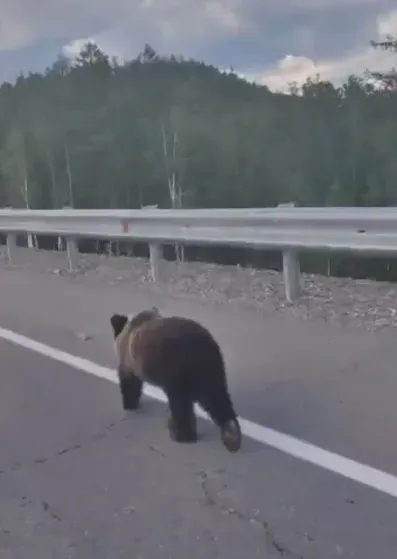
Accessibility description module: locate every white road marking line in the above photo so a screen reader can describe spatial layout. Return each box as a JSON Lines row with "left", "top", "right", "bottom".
{"left": 1, "top": 325, "right": 397, "bottom": 500}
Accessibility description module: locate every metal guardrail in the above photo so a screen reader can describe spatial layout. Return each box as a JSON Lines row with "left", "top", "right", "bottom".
{"left": 1, "top": 205, "right": 397, "bottom": 302}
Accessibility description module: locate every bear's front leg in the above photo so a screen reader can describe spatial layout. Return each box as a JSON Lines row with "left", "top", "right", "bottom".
{"left": 118, "top": 369, "right": 143, "bottom": 410}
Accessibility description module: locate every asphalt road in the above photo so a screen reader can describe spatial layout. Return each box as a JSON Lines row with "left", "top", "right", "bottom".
{"left": 1, "top": 267, "right": 397, "bottom": 557}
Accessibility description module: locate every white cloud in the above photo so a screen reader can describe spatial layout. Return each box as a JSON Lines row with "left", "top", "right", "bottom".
{"left": 0, "top": 0, "right": 175, "bottom": 52}
{"left": 62, "top": 37, "right": 128, "bottom": 65}
{"left": 85, "top": 0, "right": 245, "bottom": 57}
{"left": 378, "top": 8, "right": 397, "bottom": 35}
{"left": 0, "top": 3, "right": 36, "bottom": 51}
{"left": 61, "top": 39, "right": 94, "bottom": 59}
{"left": 249, "top": 9, "right": 397, "bottom": 91}
{"left": 0, "top": 0, "right": 245, "bottom": 54}
{"left": 1, "top": 0, "right": 397, "bottom": 89}
{"left": 0, "top": 0, "right": 389, "bottom": 53}
{"left": 204, "top": 0, "right": 242, "bottom": 33}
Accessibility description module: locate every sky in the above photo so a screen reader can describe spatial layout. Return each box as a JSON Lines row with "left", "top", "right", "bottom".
{"left": 1, "top": 0, "right": 397, "bottom": 92}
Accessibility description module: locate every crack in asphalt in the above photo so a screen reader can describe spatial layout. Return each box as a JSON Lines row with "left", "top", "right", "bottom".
{"left": 40, "top": 499, "right": 62, "bottom": 522}
{"left": 0, "top": 421, "right": 317, "bottom": 558}
{"left": 0, "top": 418, "right": 122, "bottom": 478}
{"left": 197, "top": 470, "right": 313, "bottom": 559}
{"left": 17, "top": 495, "right": 98, "bottom": 552}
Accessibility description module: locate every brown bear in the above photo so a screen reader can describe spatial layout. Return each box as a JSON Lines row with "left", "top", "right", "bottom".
{"left": 110, "top": 307, "right": 242, "bottom": 452}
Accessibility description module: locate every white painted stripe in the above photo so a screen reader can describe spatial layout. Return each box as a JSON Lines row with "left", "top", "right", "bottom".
{"left": 1, "top": 325, "right": 397, "bottom": 500}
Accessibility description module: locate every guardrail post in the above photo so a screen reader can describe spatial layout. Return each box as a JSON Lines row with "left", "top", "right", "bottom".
{"left": 6, "top": 233, "right": 16, "bottom": 264}
{"left": 278, "top": 203, "right": 301, "bottom": 303}
{"left": 149, "top": 243, "right": 162, "bottom": 282}
{"left": 66, "top": 237, "right": 79, "bottom": 272}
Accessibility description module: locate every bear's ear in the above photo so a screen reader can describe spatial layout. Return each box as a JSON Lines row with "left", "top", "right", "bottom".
{"left": 110, "top": 314, "right": 128, "bottom": 338}
{"left": 151, "top": 306, "right": 160, "bottom": 315}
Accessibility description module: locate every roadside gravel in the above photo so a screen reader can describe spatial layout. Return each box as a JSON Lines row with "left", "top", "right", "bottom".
{"left": 1, "top": 246, "right": 397, "bottom": 332}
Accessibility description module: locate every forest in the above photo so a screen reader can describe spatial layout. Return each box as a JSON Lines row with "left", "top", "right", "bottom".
{"left": 0, "top": 37, "right": 397, "bottom": 280}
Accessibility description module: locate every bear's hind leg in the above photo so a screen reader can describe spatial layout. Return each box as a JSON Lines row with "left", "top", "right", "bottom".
{"left": 199, "top": 390, "right": 242, "bottom": 453}
{"left": 118, "top": 371, "right": 143, "bottom": 411}
{"left": 166, "top": 389, "right": 198, "bottom": 443}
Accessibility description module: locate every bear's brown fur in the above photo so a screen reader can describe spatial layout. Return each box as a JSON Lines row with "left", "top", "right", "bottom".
{"left": 110, "top": 307, "right": 242, "bottom": 452}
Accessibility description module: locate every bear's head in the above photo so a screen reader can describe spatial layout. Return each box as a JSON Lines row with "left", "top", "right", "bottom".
{"left": 110, "top": 313, "right": 128, "bottom": 339}
{"left": 110, "top": 306, "right": 161, "bottom": 339}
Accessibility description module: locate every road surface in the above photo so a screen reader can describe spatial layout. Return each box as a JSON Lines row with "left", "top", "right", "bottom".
{"left": 1, "top": 267, "right": 397, "bottom": 558}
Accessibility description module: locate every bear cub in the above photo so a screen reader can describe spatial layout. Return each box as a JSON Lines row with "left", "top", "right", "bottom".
{"left": 110, "top": 307, "right": 242, "bottom": 452}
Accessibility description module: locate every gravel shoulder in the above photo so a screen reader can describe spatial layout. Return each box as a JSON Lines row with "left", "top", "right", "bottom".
{"left": 1, "top": 245, "right": 397, "bottom": 332}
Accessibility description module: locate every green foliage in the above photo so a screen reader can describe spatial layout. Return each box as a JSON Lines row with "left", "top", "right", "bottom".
{"left": 1, "top": 39, "right": 396, "bottom": 213}
{"left": 1, "top": 39, "right": 397, "bottom": 282}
